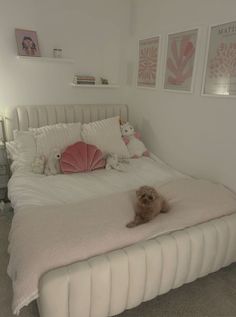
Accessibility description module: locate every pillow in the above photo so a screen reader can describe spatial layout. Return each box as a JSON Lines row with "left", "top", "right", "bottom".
{"left": 6, "top": 141, "right": 18, "bottom": 161}
{"left": 30, "top": 123, "right": 64, "bottom": 135}
{"left": 31, "top": 122, "right": 82, "bottom": 158}
{"left": 60, "top": 141, "right": 105, "bottom": 173}
{"left": 10, "top": 131, "right": 37, "bottom": 172}
{"left": 81, "top": 117, "right": 129, "bottom": 158}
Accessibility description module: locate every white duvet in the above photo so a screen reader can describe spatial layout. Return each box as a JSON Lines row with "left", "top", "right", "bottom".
{"left": 8, "top": 155, "right": 236, "bottom": 315}
{"left": 8, "top": 178, "right": 236, "bottom": 314}
{"left": 8, "top": 156, "right": 184, "bottom": 211}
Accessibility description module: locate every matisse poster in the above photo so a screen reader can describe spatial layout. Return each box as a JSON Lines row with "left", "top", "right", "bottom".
{"left": 137, "top": 36, "right": 159, "bottom": 88}
{"left": 164, "top": 29, "right": 198, "bottom": 92}
{"left": 203, "top": 21, "right": 236, "bottom": 96}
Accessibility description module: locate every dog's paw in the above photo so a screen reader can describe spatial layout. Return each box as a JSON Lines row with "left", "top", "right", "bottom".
{"left": 126, "top": 221, "right": 136, "bottom": 228}
{"left": 160, "top": 200, "right": 170, "bottom": 213}
{"left": 160, "top": 208, "right": 169, "bottom": 213}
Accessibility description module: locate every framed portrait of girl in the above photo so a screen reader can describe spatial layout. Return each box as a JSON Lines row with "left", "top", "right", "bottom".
{"left": 15, "top": 29, "right": 41, "bottom": 57}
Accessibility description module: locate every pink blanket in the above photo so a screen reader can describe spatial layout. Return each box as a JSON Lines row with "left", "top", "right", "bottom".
{"left": 7, "top": 178, "right": 236, "bottom": 314}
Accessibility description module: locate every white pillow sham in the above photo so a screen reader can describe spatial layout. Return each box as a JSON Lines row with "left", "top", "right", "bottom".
{"left": 81, "top": 116, "right": 129, "bottom": 158}
{"left": 6, "top": 141, "right": 18, "bottom": 161}
{"left": 9, "top": 131, "right": 37, "bottom": 172}
{"left": 31, "top": 122, "right": 82, "bottom": 157}
{"left": 30, "top": 123, "right": 64, "bottom": 135}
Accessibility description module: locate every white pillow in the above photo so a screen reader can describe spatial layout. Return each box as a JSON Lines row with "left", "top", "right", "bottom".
{"left": 10, "top": 130, "right": 37, "bottom": 172}
{"left": 30, "top": 123, "right": 64, "bottom": 135}
{"left": 31, "top": 122, "right": 82, "bottom": 158}
{"left": 81, "top": 116, "right": 129, "bottom": 158}
{"left": 6, "top": 141, "right": 18, "bottom": 160}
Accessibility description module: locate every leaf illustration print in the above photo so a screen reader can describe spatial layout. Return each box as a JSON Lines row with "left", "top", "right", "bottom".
{"left": 167, "top": 35, "right": 195, "bottom": 85}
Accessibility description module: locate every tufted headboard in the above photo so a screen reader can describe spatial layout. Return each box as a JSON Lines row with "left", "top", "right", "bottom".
{"left": 5, "top": 104, "right": 128, "bottom": 141}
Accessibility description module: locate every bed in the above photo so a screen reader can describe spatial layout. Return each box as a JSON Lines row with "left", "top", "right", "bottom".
{"left": 5, "top": 104, "right": 236, "bottom": 317}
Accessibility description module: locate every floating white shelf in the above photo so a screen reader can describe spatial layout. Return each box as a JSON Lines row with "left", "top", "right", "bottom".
{"left": 70, "top": 83, "right": 119, "bottom": 88}
{"left": 16, "top": 56, "right": 74, "bottom": 64}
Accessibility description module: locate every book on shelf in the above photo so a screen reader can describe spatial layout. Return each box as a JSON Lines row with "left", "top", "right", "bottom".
{"left": 77, "top": 76, "right": 95, "bottom": 80}
{"left": 74, "top": 74, "right": 96, "bottom": 85}
{"left": 76, "top": 81, "right": 95, "bottom": 85}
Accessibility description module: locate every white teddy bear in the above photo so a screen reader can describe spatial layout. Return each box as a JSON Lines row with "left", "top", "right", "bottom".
{"left": 120, "top": 122, "right": 148, "bottom": 158}
{"left": 44, "top": 148, "right": 61, "bottom": 176}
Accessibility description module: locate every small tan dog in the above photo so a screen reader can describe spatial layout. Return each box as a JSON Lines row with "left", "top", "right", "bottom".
{"left": 127, "top": 186, "right": 169, "bottom": 228}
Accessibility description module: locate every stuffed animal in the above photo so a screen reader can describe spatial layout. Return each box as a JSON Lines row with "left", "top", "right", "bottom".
{"left": 120, "top": 122, "right": 149, "bottom": 158}
{"left": 32, "top": 156, "right": 45, "bottom": 174}
{"left": 44, "top": 148, "right": 61, "bottom": 176}
{"left": 106, "top": 153, "right": 129, "bottom": 172}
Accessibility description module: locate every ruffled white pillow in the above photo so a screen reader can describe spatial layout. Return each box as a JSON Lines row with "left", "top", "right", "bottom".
{"left": 30, "top": 122, "right": 82, "bottom": 158}
{"left": 9, "top": 131, "right": 37, "bottom": 172}
{"left": 81, "top": 117, "right": 129, "bottom": 158}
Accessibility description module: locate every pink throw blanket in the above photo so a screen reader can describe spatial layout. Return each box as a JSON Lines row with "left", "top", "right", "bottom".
{"left": 7, "top": 178, "right": 236, "bottom": 314}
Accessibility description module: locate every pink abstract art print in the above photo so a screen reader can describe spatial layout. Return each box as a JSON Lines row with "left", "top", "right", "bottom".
{"left": 203, "top": 21, "right": 236, "bottom": 96}
{"left": 137, "top": 36, "right": 159, "bottom": 88}
{"left": 164, "top": 29, "right": 198, "bottom": 92}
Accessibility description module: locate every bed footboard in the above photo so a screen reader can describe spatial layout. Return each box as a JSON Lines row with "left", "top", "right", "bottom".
{"left": 38, "top": 213, "right": 236, "bottom": 317}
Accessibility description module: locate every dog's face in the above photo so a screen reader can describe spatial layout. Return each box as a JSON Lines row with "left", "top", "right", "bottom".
{"left": 136, "top": 186, "right": 159, "bottom": 206}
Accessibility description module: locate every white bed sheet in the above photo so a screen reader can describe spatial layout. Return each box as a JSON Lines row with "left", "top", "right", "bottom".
{"left": 8, "top": 156, "right": 184, "bottom": 211}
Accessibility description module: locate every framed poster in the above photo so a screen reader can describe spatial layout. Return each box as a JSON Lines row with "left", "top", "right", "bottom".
{"left": 203, "top": 21, "right": 236, "bottom": 96}
{"left": 137, "top": 36, "right": 160, "bottom": 88}
{"left": 164, "top": 29, "right": 198, "bottom": 92}
{"left": 15, "top": 29, "right": 41, "bottom": 57}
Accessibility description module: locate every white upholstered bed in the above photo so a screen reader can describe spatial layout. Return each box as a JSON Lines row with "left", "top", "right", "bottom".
{"left": 5, "top": 104, "right": 236, "bottom": 317}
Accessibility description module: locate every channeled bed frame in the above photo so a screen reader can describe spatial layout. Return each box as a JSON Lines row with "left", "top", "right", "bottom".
{"left": 5, "top": 104, "right": 236, "bottom": 317}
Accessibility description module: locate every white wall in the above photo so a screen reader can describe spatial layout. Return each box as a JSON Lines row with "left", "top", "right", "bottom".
{"left": 1, "top": 0, "right": 236, "bottom": 191}
{"left": 0, "top": 0, "right": 129, "bottom": 111}
{"left": 126, "top": 0, "right": 236, "bottom": 192}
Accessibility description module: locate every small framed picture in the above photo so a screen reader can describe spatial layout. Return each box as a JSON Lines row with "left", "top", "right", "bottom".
{"left": 15, "top": 29, "right": 41, "bottom": 57}
{"left": 137, "top": 36, "right": 160, "bottom": 89}
{"left": 202, "top": 21, "right": 236, "bottom": 97}
{"left": 164, "top": 28, "right": 198, "bottom": 93}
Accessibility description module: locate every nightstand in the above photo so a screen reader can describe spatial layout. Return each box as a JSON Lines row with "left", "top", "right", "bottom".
{"left": 0, "top": 143, "right": 10, "bottom": 201}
